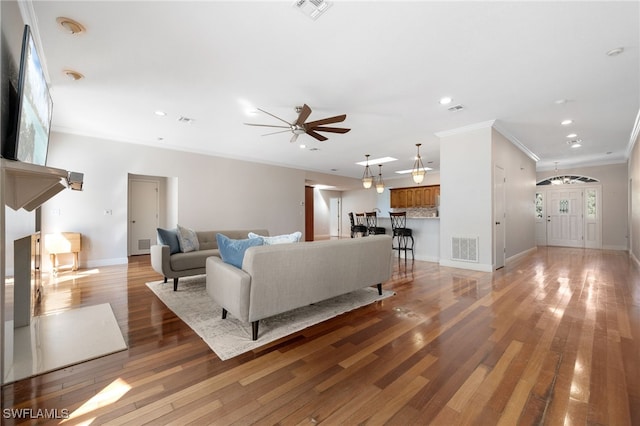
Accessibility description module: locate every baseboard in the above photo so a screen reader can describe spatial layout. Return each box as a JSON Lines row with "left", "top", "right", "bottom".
{"left": 507, "top": 246, "right": 537, "bottom": 263}
{"left": 84, "top": 258, "right": 129, "bottom": 268}
{"left": 439, "top": 259, "right": 493, "bottom": 272}
{"left": 602, "top": 245, "right": 629, "bottom": 251}
{"left": 630, "top": 251, "right": 640, "bottom": 270}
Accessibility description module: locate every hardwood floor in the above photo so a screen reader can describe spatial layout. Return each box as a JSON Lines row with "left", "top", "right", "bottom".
{"left": 2, "top": 246, "right": 639, "bottom": 425}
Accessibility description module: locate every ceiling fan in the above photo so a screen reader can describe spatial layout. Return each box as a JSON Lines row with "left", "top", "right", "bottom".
{"left": 244, "top": 104, "right": 350, "bottom": 143}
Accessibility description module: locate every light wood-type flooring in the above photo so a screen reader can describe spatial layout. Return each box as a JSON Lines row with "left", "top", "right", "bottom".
{"left": 2, "top": 246, "right": 639, "bottom": 425}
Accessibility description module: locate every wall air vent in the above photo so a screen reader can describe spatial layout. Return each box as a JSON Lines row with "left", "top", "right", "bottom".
{"left": 448, "top": 104, "right": 465, "bottom": 112}
{"left": 293, "top": 0, "right": 332, "bottom": 20}
{"left": 177, "top": 116, "right": 194, "bottom": 124}
{"left": 451, "top": 236, "right": 479, "bottom": 262}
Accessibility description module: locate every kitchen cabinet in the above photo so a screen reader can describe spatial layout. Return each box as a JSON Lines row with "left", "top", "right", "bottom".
{"left": 390, "top": 185, "right": 440, "bottom": 208}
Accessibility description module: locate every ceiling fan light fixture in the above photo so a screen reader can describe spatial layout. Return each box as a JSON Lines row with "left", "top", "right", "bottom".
{"left": 411, "top": 143, "right": 426, "bottom": 184}
{"left": 362, "top": 154, "right": 374, "bottom": 189}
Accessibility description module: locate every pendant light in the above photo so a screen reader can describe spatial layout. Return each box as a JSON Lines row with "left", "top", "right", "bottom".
{"left": 362, "top": 154, "right": 374, "bottom": 189}
{"left": 375, "top": 164, "right": 385, "bottom": 194}
{"left": 411, "top": 143, "right": 425, "bottom": 184}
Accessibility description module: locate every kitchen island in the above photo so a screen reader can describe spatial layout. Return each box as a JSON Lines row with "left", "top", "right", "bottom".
{"left": 377, "top": 216, "right": 440, "bottom": 262}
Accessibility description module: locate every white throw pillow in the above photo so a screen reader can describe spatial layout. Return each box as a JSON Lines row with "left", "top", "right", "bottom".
{"left": 248, "top": 231, "right": 302, "bottom": 245}
{"left": 177, "top": 224, "right": 200, "bottom": 253}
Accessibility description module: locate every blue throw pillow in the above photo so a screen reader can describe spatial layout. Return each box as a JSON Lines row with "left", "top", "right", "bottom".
{"left": 157, "top": 228, "right": 181, "bottom": 255}
{"left": 216, "top": 233, "right": 263, "bottom": 269}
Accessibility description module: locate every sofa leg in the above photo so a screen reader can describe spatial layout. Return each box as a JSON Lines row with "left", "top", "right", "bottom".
{"left": 377, "top": 283, "right": 382, "bottom": 295}
{"left": 252, "top": 321, "right": 259, "bottom": 341}
{"left": 164, "top": 277, "right": 167, "bottom": 283}
{"left": 173, "top": 277, "right": 179, "bottom": 291}
{"left": 222, "top": 308, "right": 227, "bottom": 319}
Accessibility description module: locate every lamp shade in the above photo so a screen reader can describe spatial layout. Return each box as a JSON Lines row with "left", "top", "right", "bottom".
{"left": 412, "top": 143, "right": 426, "bottom": 184}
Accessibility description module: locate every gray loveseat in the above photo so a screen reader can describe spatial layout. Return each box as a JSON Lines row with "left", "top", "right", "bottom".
{"left": 206, "top": 235, "right": 393, "bottom": 340}
{"left": 151, "top": 229, "right": 269, "bottom": 291}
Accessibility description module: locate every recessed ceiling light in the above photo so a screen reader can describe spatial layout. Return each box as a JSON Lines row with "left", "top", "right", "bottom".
{"left": 561, "top": 119, "right": 573, "bottom": 126}
{"left": 566, "top": 133, "right": 577, "bottom": 138}
{"left": 154, "top": 111, "right": 167, "bottom": 116}
{"left": 554, "top": 99, "right": 568, "bottom": 105}
{"left": 606, "top": 47, "right": 624, "bottom": 57}
{"left": 56, "top": 17, "right": 85, "bottom": 35}
{"left": 439, "top": 97, "right": 452, "bottom": 105}
{"left": 299, "top": 144, "right": 306, "bottom": 149}
{"left": 63, "top": 69, "right": 84, "bottom": 80}
{"left": 567, "top": 140, "right": 582, "bottom": 148}
{"left": 355, "top": 157, "right": 397, "bottom": 166}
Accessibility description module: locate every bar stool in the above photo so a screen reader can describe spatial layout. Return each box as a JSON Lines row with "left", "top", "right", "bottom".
{"left": 389, "top": 212, "right": 414, "bottom": 260}
{"left": 365, "top": 211, "right": 386, "bottom": 235}
{"left": 349, "top": 212, "right": 367, "bottom": 238}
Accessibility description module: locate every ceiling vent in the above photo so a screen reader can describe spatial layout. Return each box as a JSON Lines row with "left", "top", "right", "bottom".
{"left": 448, "top": 104, "right": 465, "bottom": 112}
{"left": 293, "top": 0, "right": 332, "bottom": 20}
{"left": 177, "top": 116, "right": 194, "bottom": 124}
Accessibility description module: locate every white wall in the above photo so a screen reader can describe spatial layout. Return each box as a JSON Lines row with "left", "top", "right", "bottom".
{"left": 492, "top": 129, "right": 537, "bottom": 258}
{"left": 439, "top": 126, "right": 494, "bottom": 271}
{"left": 537, "top": 163, "right": 628, "bottom": 250}
{"left": 40, "top": 131, "right": 307, "bottom": 268}
{"left": 438, "top": 125, "right": 536, "bottom": 271}
{"left": 313, "top": 188, "right": 341, "bottom": 238}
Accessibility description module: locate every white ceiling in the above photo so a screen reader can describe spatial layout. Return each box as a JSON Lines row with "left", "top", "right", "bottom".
{"left": 25, "top": 1, "right": 640, "bottom": 187}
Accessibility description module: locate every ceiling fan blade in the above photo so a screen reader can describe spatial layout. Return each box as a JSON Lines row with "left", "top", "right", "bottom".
{"left": 290, "top": 133, "right": 300, "bottom": 143}
{"left": 262, "top": 130, "right": 293, "bottom": 136}
{"left": 305, "top": 114, "right": 347, "bottom": 128}
{"left": 313, "top": 126, "right": 351, "bottom": 134}
{"left": 257, "top": 108, "right": 293, "bottom": 126}
{"left": 306, "top": 129, "right": 328, "bottom": 141}
{"left": 244, "top": 123, "right": 290, "bottom": 129}
{"left": 293, "top": 104, "right": 312, "bottom": 126}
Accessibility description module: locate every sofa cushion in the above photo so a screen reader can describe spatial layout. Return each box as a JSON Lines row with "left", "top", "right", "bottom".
{"left": 177, "top": 224, "right": 200, "bottom": 253}
{"left": 157, "top": 228, "right": 181, "bottom": 254}
{"left": 170, "top": 249, "right": 219, "bottom": 271}
{"left": 216, "top": 233, "right": 263, "bottom": 269}
{"left": 248, "top": 231, "right": 302, "bottom": 245}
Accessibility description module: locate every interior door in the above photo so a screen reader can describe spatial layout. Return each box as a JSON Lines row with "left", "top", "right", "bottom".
{"left": 129, "top": 179, "right": 159, "bottom": 255}
{"left": 329, "top": 198, "right": 340, "bottom": 237}
{"left": 494, "top": 166, "right": 506, "bottom": 269}
{"left": 547, "top": 188, "right": 583, "bottom": 247}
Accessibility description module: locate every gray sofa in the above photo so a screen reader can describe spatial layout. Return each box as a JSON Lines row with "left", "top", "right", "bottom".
{"left": 206, "top": 235, "right": 393, "bottom": 340}
{"left": 151, "top": 229, "right": 269, "bottom": 291}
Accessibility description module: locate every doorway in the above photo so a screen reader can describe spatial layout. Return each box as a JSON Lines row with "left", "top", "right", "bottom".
{"left": 494, "top": 165, "right": 506, "bottom": 269}
{"left": 128, "top": 177, "right": 160, "bottom": 255}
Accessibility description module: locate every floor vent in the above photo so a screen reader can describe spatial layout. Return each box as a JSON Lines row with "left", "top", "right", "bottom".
{"left": 138, "top": 239, "right": 151, "bottom": 250}
{"left": 451, "top": 237, "right": 479, "bottom": 262}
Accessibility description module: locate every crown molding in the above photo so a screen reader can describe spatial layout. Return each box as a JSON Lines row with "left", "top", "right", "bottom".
{"left": 492, "top": 121, "right": 540, "bottom": 162}
{"left": 626, "top": 108, "right": 640, "bottom": 158}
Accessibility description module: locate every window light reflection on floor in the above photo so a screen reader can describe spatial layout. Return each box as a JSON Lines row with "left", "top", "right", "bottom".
{"left": 62, "top": 378, "right": 131, "bottom": 422}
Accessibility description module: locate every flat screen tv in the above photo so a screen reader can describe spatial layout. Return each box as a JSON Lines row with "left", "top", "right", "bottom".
{"left": 2, "top": 25, "right": 53, "bottom": 166}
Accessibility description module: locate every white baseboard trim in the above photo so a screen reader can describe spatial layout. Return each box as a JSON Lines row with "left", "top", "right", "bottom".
{"left": 602, "top": 245, "right": 629, "bottom": 251}
{"left": 507, "top": 246, "right": 537, "bottom": 263}
{"left": 439, "top": 259, "right": 493, "bottom": 272}
{"left": 85, "top": 258, "right": 129, "bottom": 269}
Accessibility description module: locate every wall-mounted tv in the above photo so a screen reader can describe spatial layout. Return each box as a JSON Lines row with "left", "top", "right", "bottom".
{"left": 2, "top": 25, "right": 53, "bottom": 166}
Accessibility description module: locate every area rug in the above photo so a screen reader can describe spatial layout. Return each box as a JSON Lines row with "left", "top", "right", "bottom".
{"left": 6, "top": 303, "right": 127, "bottom": 383}
{"left": 146, "top": 275, "right": 394, "bottom": 360}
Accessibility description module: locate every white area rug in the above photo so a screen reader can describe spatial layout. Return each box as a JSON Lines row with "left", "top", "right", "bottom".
{"left": 6, "top": 303, "right": 127, "bottom": 383}
{"left": 146, "top": 275, "right": 394, "bottom": 360}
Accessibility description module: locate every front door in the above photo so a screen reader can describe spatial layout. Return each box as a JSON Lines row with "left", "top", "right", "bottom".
{"left": 547, "top": 188, "right": 583, "bottom": 247}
